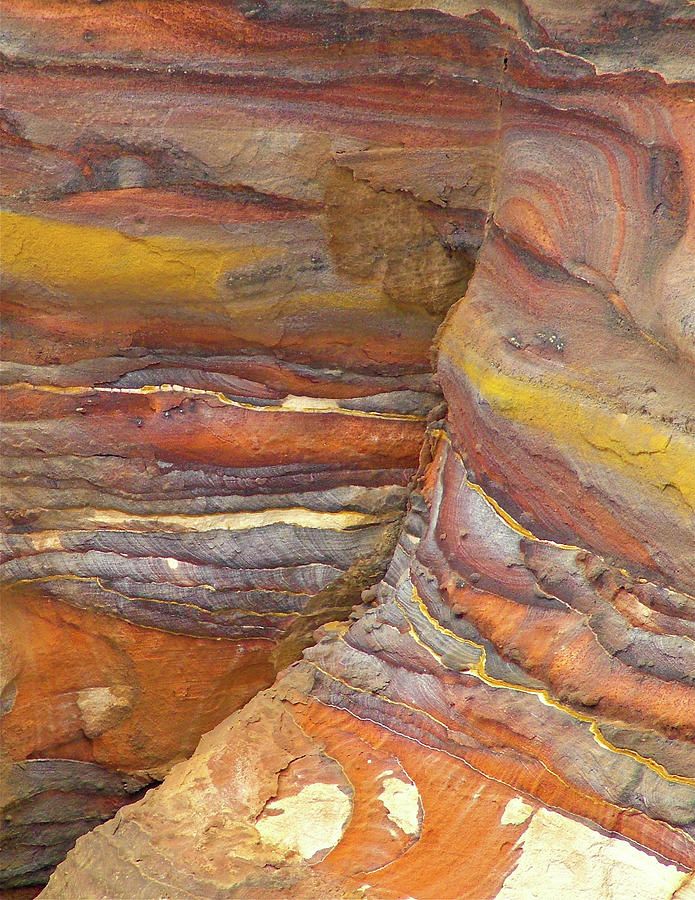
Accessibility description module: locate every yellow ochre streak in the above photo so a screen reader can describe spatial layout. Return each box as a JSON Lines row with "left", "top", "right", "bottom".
{"left": 1, "top": 209, "right": 273, "bottom": 303}
{"left": 442, "top": 345, "right": 695, "bottom": 509}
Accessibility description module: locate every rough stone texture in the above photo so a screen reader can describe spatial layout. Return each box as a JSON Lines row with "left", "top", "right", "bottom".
{"left": 0, "top": 759, "right": 148, "bottom": 889}
{"left": 1, "top": 0, "right": 693, "bottom": 897}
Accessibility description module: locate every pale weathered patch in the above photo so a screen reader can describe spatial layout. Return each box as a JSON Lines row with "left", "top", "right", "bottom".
{"left": 378, "top": 776, "right": 422, "bottom": 836}
{"left": 256, "top": 782, "right": 352, "bottom": 860}
{"left": 500, "top": 797, "right": 534, "bottom": 826}
{"left": 76, "top": 685, "right": 133, "bottom": 739}
{"left": 496, "top": 807, "right": 689, "bottom": 900}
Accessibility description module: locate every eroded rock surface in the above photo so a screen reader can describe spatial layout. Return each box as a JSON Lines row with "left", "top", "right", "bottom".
{"left": 1, "top": 0, "right": 694, "bottom": 896}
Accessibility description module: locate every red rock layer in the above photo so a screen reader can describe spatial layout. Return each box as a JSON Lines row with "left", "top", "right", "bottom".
{"left": 1, "top": 0, "right": 694, "bottom": 897}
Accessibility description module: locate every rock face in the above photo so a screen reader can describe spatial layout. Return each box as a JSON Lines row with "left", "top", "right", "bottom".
{"left": 1, "top": 0, "right": 460, "bottom": 885}
{"left": 1, "top": 0, "right": 694, "bottom": 897}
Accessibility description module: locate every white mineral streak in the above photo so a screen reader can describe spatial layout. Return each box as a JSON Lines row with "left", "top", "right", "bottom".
{"left": 83, "top": 507, "right": 379, "bottom": 532}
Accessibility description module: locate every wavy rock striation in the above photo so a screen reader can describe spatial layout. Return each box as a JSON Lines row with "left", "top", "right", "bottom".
{"left": 1, "top": 0, "right": 694, "bottom": 896}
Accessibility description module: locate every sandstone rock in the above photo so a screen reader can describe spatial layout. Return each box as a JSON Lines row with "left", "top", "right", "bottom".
{"left": 1, "top": 0, "right": 693, "bottom": 896}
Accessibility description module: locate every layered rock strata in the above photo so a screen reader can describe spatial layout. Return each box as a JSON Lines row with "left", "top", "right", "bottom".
{"left": 1, "top": 0, "right": 694, "bottom": 897}
{"left": 0, "top": 0, "right": 478, "bottom": 885}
